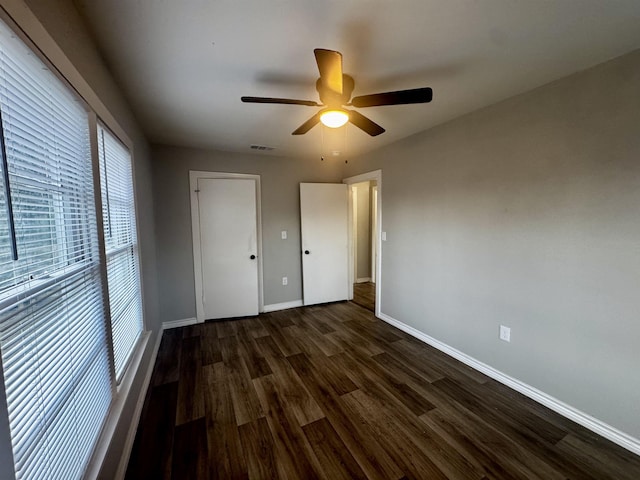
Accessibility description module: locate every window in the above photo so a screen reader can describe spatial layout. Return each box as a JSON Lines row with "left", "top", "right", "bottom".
{"left": 98, "top": 125, "right": 143, "bottom": 380}
{"left": 0, "top": 20, "right": 138, "bottom": 480}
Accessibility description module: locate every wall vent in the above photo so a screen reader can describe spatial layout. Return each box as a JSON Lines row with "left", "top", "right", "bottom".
{"left": 250, "top": 144, "right": 275, "bottom": 151}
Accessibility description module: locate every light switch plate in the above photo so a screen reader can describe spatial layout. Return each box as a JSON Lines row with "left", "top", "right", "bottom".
{"left": 281, "top": 230, "right": 287, "bottom": 240}
{"left": 382, "top": 231, "right": 387, "bottom": 241}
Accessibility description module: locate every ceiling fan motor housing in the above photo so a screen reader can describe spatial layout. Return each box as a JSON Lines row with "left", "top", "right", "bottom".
{"left": 316, "top": 74, "right": 355, "bottom": 106}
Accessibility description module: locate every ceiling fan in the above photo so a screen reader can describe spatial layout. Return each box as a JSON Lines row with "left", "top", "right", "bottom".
{"left": 241, "top": 48, "right": 433, "bottom": 137}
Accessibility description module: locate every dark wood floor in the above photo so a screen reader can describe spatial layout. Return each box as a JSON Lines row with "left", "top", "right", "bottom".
{"left": 353, "top": 282, "right": 375, "bottom": 312}
{"left": 127, "top": 301, "right": 640, "bottom": 479}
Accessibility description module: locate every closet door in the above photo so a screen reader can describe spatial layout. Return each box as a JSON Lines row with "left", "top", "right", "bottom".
{"left": 197, "top": 177, "right": 259, "bottom": 319}
{"left": 300, "top": 183, "right": 349, "bottom": 306}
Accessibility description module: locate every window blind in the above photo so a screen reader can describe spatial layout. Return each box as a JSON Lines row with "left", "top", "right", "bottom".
{"left": 0, "top": 21, "right": 111, "bottom": 480}
{"left": 97, "top": 125, "right": 142, "bottom": 380}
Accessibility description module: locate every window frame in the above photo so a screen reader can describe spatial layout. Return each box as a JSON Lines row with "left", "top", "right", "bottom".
{"left": 0, "top": 23, "right": 111, "bottom": 477}
{"left": 0, "top": 6, "right": 149, "bottom": 479}
{"left": 95, "top": 120, "right": 145, "bottom": 383}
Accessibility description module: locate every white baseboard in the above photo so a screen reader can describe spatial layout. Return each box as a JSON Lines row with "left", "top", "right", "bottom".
{"left": 113, "top": 328, "right": 164, "bottom": 479}
{"left": 355, "top": 277, "right": 371, "bottom": 283}
{"left": 378, "top": 312, "right": 640, "bottom": 457}
{"left": 162, "top": 317, "right": 198, "bottom": 329}
{"left": 263, "top": 300, "right": 303, "bottom": 312}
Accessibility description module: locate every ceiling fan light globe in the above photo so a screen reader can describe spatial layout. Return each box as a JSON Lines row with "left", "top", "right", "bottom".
{"left": 320, "top": 109, "right": 349, "bottom": 128}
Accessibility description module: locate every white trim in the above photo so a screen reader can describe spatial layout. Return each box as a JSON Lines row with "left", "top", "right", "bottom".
{"left": 371, "top": 186, "right": 378, "bottom": 283}
{"left": 343, "top": 170, "right": 382, "bottom": 318}
{"left": 377, "top": 312, "right": 640, "bottom": 457}
{"left": 263, "top": 300, "right": 304, "bottom": 313}
{"left": 113, "top": 329, "right": 163, "bottom": 480}
{"left": 356, "top": 277, "right": 372, "bottom": 283}
{"left": 343, "top": 170, "right": 382, "bottom": 185}
{"left": 85, "top": 331, "right": 151, "bottom": 479}
{"left": 162, "top": 317, "right": 199, "bottom": 330}
{"left": 189, "top": 171, "right": 264, "bottom": 322}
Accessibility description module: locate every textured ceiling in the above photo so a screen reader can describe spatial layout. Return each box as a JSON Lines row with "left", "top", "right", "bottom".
{"left": 74, "top": 0, "right": 640, "bottom": 159}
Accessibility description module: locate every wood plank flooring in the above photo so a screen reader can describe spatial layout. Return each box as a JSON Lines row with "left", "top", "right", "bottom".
{"left": 353, "top": 282, "right": 375, "bottom": 312}
{"left": 126, "top": 301, "right": 640, "bottom": 479}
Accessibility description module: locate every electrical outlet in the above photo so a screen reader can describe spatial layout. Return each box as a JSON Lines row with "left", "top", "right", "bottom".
{"left": 499, "top": 325, "right": 511, "bottom": 342}
{"left": 282, "top": 276, "right": 288, "bottom": 286}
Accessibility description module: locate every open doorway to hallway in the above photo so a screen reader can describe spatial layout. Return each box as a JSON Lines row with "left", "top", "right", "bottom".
{"left": 351, "top": 181, "right": 376, "bottom": 311}
{"left": 344, "top": 170, "right": 381, "bottom": 316}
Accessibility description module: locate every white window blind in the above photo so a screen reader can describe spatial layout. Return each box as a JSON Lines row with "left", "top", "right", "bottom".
{"left": 97, "top": 125, "right": 142, "bottom": 380}
{"left": 0, "top": 21, "right": 112, "bottom": 480}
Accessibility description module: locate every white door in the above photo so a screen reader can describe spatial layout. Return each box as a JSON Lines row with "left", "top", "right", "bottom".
{"left": 300, "top": 183, "right": 349, "bottom": 305}
{"left": 198, "top": 177, "right": 259, "bottom": 319}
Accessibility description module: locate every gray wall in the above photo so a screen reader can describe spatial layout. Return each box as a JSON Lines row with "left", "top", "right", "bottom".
{"left": 344, "top": 49, "right": 640, "bottom": 439}
{"left": 152, "top": 145, "right": 343, "bottom": 323}
{"left": 0, "top": 1, "right": 161, "bottom": 478}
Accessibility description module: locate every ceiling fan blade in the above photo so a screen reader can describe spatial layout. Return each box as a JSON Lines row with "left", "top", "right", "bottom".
{"left": 348, "top": 110, "right": 385, "bottom": 136}
{"left": 292, "top": 112, "right": 322, "bottom": 135}
{"left": 314, "top": 48, "right": 343, "bottom": 95}
{"left": 351, "top": 87, "right": 433, "bottom": 107}
{"left": 241, "top": 96, "right": 320, "bottom": 107}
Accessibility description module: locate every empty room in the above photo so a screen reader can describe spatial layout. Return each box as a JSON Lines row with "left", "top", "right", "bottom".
{"left": 0, "top": 0, "right": 639, "bottom": 479}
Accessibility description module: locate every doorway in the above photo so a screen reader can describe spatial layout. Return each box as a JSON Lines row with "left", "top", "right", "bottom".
{"left": 344, "top": 170, "right": 382, "bottom": 316}
{"left": 190, "top": 171, "right": 263, "bottom": 322}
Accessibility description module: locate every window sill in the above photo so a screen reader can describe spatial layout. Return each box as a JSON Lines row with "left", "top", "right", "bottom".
{"left": 84, "top": 329, "right": 152, "bottom": 480}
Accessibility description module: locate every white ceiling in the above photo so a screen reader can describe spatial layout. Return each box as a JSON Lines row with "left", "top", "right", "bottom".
{"left": 74, "top": 0, "right": 640, "bottom": 159}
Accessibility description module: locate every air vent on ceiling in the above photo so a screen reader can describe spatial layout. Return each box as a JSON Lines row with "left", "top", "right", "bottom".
{"left": 250, "top": 144, "right": 275, "bottom": 151}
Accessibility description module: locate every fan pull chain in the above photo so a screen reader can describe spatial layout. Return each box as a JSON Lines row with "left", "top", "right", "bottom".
{"left": 343, "top": 122, "right": 348, "bottom": 164}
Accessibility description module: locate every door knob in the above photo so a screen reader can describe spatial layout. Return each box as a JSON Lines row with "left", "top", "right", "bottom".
{"left": 250, "top": 254, "right": 256, "bottom": 259}
{"left": 304, "top": 250, "right": 310, "bottom": 255}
